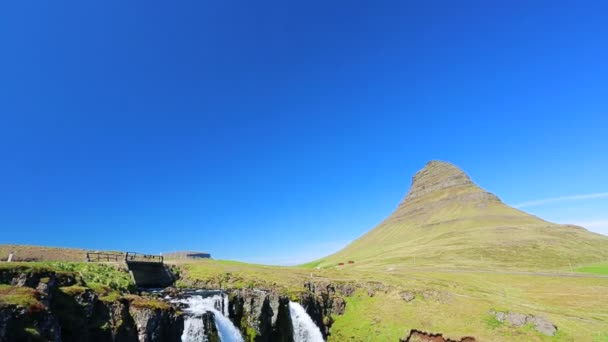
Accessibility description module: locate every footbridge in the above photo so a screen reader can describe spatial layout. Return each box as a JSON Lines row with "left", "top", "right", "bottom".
{"left": 86, "top": 251, "right": 174, "bottom": 288}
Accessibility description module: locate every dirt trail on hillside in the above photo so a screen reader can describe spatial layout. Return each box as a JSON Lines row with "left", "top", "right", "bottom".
{"left": 431, "top": 268, "right": 608, "bottom": 278}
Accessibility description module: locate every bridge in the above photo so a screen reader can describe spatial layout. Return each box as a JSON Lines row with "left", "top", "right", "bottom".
{"left": 86, "top": 251, "right": 174, "bottom": 288}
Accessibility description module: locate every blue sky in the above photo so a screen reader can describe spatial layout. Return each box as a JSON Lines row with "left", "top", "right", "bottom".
{"left": 1, "top": 1, "right": 607, "bottom": 264}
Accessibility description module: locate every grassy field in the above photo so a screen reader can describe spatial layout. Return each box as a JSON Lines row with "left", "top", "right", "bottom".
{"left": 3, "top": 162, "right": 608, "bottom": 340}
{"left": 175, "top": 259, "right": 608, "bottom": 342}
{"left": 0, "top": 284, "right": 43, "bottom": 309}
{"left": 0, "top": 244, "right": 97, "bottom": 262}
{"left": 576, "top": 262, "right": 608, "bottom": 276}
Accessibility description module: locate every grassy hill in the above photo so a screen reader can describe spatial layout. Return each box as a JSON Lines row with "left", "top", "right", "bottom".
{"left": 315, "top": 161, "right": 608, "bottom": 271}
{"left": 0, "top": 244, "right": 92, "bottom": 262}
{"left": 173, "top": 258, "right": 608, "bottom": 341}
{"left": 3, "top": 161, "right": 608, "bottom": 340}
{"left": 172, "top": 162, "right": 608, "bottom": 340}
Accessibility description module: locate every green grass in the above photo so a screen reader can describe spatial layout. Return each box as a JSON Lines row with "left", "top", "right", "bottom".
{"left": 125, "top": 295, "right": 171, "bottom": 310}
{"left": 176, "top": 258, "right": 608, "bottom": 342}
{"left": 576, "top": 262, "right": 608, "bottom": 275}
{"left": 51, "top": 262, "right": 135, "bottom": 292}
{"left": 313, "top": 162, "right": 608, "bottom": 272}
{"left": 0, "top": 284, "right": 43, "bottom": 311}
{"left": 485, "top": 315, "right": 505, "bottom": 329}
{"left": 0, "top": 262, "right": 135, "bottom": 293}
{"left": 59, "top": 285, "right": 89, "bottom": 296}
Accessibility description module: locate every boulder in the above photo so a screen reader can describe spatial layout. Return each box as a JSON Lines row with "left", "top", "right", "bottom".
{"left": 399, "top": 291, "right": 416, "bottom": 302}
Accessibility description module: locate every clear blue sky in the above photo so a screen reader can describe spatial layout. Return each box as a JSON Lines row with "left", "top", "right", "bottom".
{"left": 1, "top": 1, "right": 607, "bottom": 264}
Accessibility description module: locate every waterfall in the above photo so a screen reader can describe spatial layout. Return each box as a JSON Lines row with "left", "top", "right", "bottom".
{"left": 182, "top": 315, "right": 207, "bottom": 342}
{"left": 289, "top": 302, "right": 324, "bottom": 342}
{"left": 223, "top": 293, "right": 229, "bottom": 316}
{"left": 180, "top": 295, "right": 244, "bottom": 342}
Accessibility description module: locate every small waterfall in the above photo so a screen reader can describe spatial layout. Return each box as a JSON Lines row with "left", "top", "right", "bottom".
{"left": 182, "top": 315, "right": 207, "bottom": 342}
{"left": 180, "top": 295, "right": 244, "bottom": 342}
{"left": 289, "top": 302, "right": 324, "bottom": 342}
{"left": 223, "top": 293, "right": 229, "bottom": 316}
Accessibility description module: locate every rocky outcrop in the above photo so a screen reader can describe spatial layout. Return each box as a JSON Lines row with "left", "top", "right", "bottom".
{"left": 201, "top": 312, "right": 221, "bottom": 342}
{"left": 270, "top": 297, "right": 295, "bottom": 342}
{"left": 490, "top": 310, "right": 557, "bottom": 336}
{"left": 0, "top": 269, "right": 183, "bottom": 342}
{"left": 1, "top": 270, "right": 80, "bottom": 292}
{"left": 130, "top": 305, "right": 183, "bottom": 342}
{"left": 298, "top": 281, "right": 351, "bottom": 339}
{"left": 401, "top": 161, "right": 499, "bottom": 204}
{"left": 227, "top": 288, "right": 293, "bottom": 341}
{"left": 401, "top": 329, "right": 477, "bottom": 342}
{"left": 399, "top": 291, "right": 416, "bottom": 302}
{"left": 386, "top": 160, "right": 503, "bottom": 225}
{"left": 0, "top": 303, "right": 62, "bottom": 342}
{"left": 219, "top": 281, "right": 352, "bottom": 341}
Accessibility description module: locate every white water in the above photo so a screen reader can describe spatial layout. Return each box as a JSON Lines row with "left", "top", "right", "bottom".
{"left": 289, "top": 302, "right": 324, "bottom": 342}
{"left": 223, "top": 293, "right": 229, "bottom": 316}
{"left": 180, "top": 295, "right": 244, "bottom": 342}
{"left": 182, "top": 316, "right": 207, "bottom": 342}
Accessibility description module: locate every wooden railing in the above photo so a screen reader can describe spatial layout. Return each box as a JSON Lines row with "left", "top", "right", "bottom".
{"left": 86, "top": 252, "right": 124, "bottom": 262}
{"left": 86, "top": 251, "right": 164, "bottom": 264}
{"left": 125, "top": 252, "right": 164, "bottom": 264}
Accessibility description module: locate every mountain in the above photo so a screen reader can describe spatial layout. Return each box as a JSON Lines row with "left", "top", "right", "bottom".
{"left": 317, "top": 161, "right": 608, "bottom": 270}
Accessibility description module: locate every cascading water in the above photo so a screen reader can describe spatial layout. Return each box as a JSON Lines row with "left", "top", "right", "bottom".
{"left": 223, "top": 293, "right": 229, "bottom": 316}
{"left": 180, "top": 294, "right": 244, "bottom": 342}
{"left": 289, "top": 302, "right": 324, "bottom": 342}
{"left": 182, "top": 315, "right": 206, "bottom": 342}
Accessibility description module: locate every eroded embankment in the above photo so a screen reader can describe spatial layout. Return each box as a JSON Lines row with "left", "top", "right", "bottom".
{"left": 0, "top": 267, "right": 183, "bottom": 342}
{"left": 401, "top": 329, "right": 477, "bottom": 342}
{"left": 0, "top": 264, "right": 487, "bottom": 341}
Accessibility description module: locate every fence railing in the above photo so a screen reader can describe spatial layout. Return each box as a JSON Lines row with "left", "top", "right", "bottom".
{"left": 86, "top": 251, "right": 164, "bottom": 263}
{"left": 125, "top": 252, "right": 164, "bottom": 264}
{"left": 86, "top": 252, "right": 124, "bottom": 263}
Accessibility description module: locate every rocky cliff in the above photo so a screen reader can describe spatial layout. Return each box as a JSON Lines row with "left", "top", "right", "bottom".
{"left": 0, "top": 268, "right": 183, "bottom": 342}
{"left": 0, "top": 266, "right": 490, "bottom": 341}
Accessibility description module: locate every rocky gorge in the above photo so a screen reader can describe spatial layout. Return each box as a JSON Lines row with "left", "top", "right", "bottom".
{"left": 0, "top": 266, "right": 351, "bottom": 342}
{"left": 1, "top": 262, "right": 568, "bottom": 341}
{"left": 0, "top": 265, "right": 485, "bottom": 342}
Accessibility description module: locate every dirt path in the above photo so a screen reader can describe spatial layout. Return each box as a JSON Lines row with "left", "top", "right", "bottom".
{"left": 435, "top": 268, "right": 608, "bottom": 278}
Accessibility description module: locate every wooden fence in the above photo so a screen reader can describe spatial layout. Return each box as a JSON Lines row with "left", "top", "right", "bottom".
{"left": 125, "top": 252, "right": 164, "bottom": 263}
{"left": 86, "top": 252, "right": 124, "bottom": 262}
{"left": 86, "top": 251, "right": 163, "bottom": 263}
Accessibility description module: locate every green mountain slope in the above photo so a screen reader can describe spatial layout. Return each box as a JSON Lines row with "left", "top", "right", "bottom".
{"left": 318, "top": 161, "right": 608, "bottom": 270}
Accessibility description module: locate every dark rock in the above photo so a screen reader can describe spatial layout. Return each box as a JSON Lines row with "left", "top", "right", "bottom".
{"left": 130, "top": 305, "right": 183, "bottom": 342}
{"left": 491, "top": 310, "right": 558, "bottom": 336}
{"left": 335, "top": 283, "right": 355, "bottom": 297}
{"left": 503, "top": 312, "right": 527, "bottom": 327}
{"left": 11, "top": 273, "right": 28, "bottom": 287}
{"left": 73, "top": 289, "right": 98, "bottom": 319}
{"left": 202, "top": 312, "right": 220, "bottom": 342}
{"left": 399, "top": 291, "right": 415, "bottom": 302}
{"left": 421, "top": 289, "right": 452, "bottom": 303}
{"left": 0, "top": 304, "right": 62, "bottom": 342}
{"left": 331, "top": 297, "right": 346, "bottom": 315}
{"left": 102, "top": 299, "right": 138, "bottom": 342}
{"left": 270, "top": 297, "right": 294, "bottom": 342}
{"left": 402, "top": 329, "right": 477, "bottom": 342}
{"left": 526, "top": 316, "right": 557, "bottom": 336}
{"left": 229, "top": 288, "right": 280, "bottom": 341}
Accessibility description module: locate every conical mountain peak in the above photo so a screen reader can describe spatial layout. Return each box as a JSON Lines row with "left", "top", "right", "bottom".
{"left": 404, "top": 160, "right": 475, "bottom": 201}
{"left": 318, "top": 160, "right": 608, "bottom": 270}
{"left": 393, "top": 160, "right": 501, "bottom": 218}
